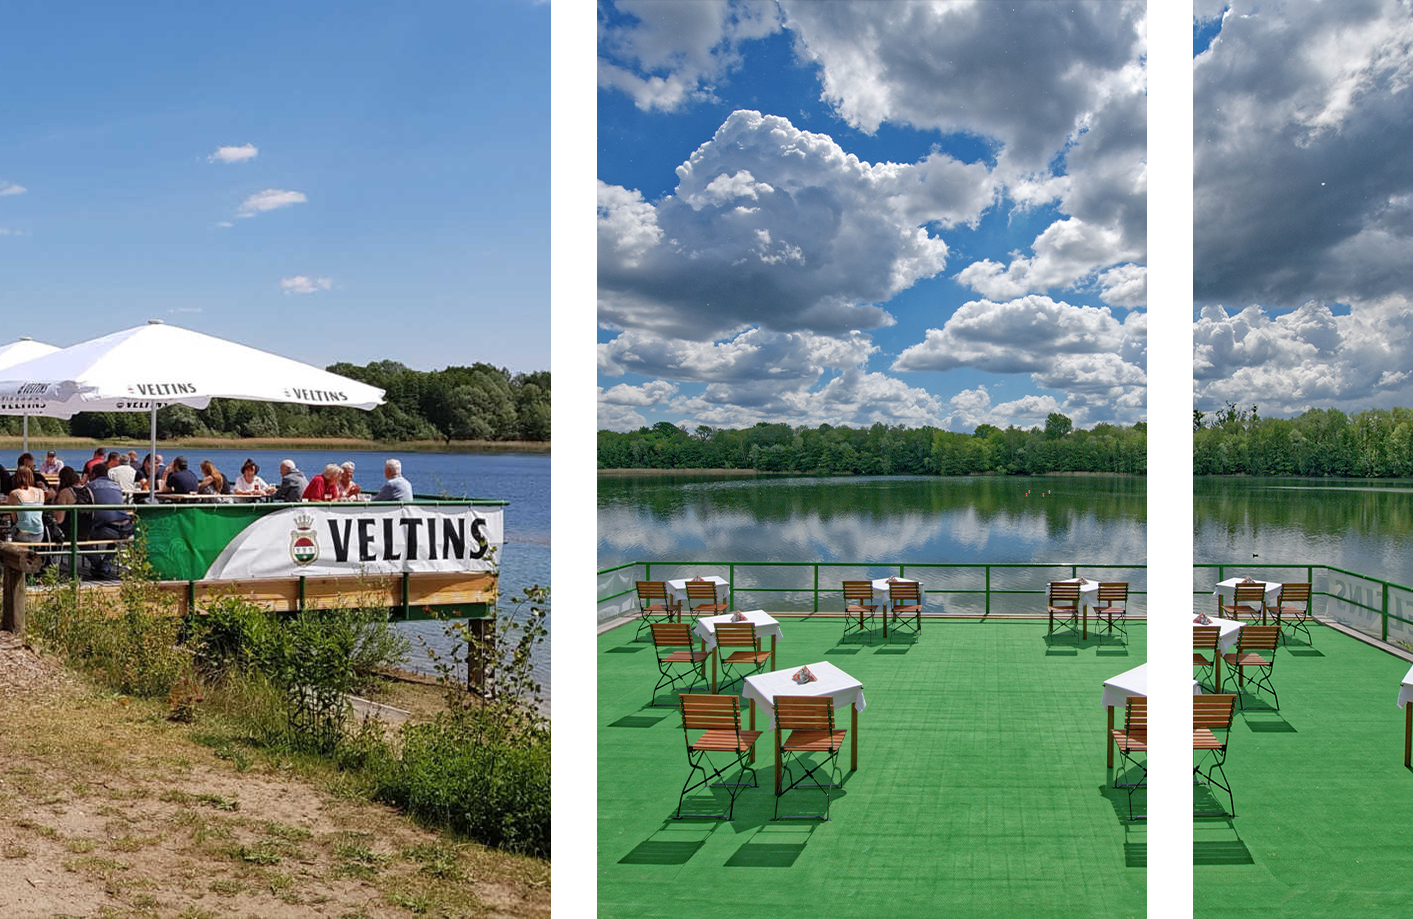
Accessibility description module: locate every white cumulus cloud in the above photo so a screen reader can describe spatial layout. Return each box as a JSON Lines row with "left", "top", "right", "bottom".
{"left": 0, "top": 182, "right": 26, "bottom": 197}
{"left": 238, "top": 189, "right": 307, "bottom": 218}
{"left": 280, "top": 276, "right": 332, "bottom": 295}
{"left": 208, "top": 144, "right": 258, "bottom": 164}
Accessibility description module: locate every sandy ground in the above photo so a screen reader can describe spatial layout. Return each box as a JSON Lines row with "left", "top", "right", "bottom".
{"left": 0, "top": 633, "right": 550, "bottom": 919}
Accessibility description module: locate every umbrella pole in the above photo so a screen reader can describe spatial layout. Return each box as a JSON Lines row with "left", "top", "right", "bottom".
{"left": 21, "top": 413, "right": 27, "bottom": 453}
{"left": 149, "top": 404, "right": 157, "bottom": 501}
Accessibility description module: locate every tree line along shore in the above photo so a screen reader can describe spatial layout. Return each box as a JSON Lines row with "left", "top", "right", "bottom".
{"left": 1195, "top": 404, "right": 1413, "bottom": 477}
{"left": 599, "top": 414, "right": 1146, "bottom": 476}
{"left": 0, "top": 361, "right": 549, "bottom": 446}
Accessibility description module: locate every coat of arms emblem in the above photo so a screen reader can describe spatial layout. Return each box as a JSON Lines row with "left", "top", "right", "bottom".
{"left": 289, "top": 512, "right": 319, "bottom": 566}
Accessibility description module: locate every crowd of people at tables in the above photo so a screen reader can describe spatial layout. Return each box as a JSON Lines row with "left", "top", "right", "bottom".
{"left": 2, "top": 449, "right": 415, "bottom": 543}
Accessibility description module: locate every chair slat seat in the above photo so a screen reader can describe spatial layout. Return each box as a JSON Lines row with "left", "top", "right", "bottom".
{"left": 1221, "top": 583, "right": 1268, "bottom": 622}
{"left": 676, "top": 694, "right": 759, "bottom": 820}
{"left": 1111, "top": 729, "right": 1146, "bottom": 753}
{"left": 1095, "top": 582, "right": 1129, "bottom": 640}
{"left": 1271, "top": 582, "right": 1313, "bottom": 646}
{"left": 1193, "top": 625, "right": 1220, "bottom": 689}
{"left": 651, "top": 623, "right": 709, "bottom": 705}
{"left": 887, "top": 581, "right": 923, "bottom": 637}
{"left": 773, "top": 696, "right": 846, "bottom": 820}
{"left": 1047, "top": 582, "right": 1081, "bottom": 641}
{"left": 685, "top": 580, "right": 729, "bottom": 616}
{"left": 1111, "top": 696, "right": 1146, "bottom": 820}
{"left": 634, "top": 580, "right": 682, "bottom": 639}
{"left": 1193, "top": 694, "right": 1236, "bottom": 816}
{"left": 841, "top": 580, "right": 878, "bottom": 641}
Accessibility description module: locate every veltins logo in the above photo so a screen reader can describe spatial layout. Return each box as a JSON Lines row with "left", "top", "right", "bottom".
{"left": 288, "top": 512, "right": 319, "bottom": 566}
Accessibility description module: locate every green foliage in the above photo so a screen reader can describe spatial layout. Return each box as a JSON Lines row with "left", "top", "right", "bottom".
{"left": 187, "top": 596, "right": 409, "bottom": 753}
{"left": 369, "top": 587, "right": 550, "bottom": 857}
{"left": 599, "top": 419, "right": 1146, "bottom": 476}
{"left": 1193, "top": 405, "right": 1413, "bottom": 477}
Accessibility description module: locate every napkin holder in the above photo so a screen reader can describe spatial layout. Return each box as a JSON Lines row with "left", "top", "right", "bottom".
{"left": 1078, "top": 577, "right": 1090, "bottom": 585}
{"left": 1239, "top": 577, "right": 1257, "bottom": 584}
{"left": 792, "top": 665, "right": 817, "bottom": 685}
{"left": 730, "top": 611, "right": 747, "bottom": 622}
{"left": 1193, "top": 613, "right": 1212, "bottom": 625}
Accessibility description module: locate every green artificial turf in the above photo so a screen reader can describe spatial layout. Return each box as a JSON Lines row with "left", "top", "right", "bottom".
{"left": 598, "top": 618, "right": 1147, "bottom": 919}
{"left": 1193, "top": 624, "right": 1413, "bottom": 917}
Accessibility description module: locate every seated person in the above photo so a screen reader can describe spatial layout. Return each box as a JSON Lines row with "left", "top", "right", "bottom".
{"left": 81, "top": 447, "right": 107, "bottom": 478}
{"left": 339, "top": 461, "right": 361, "bottom": 497}
{"left": 108, "top": 455, "right": 138, "bottom": 492}
{"left": 232, "top": 459, "right": 271, "bottom": 495}
{"left": 86, "top": 467, "right": 135, "bottom": 576}
{"left": 163, "top": 456, "right": 200, "bottom": 494}
{"left": 39, "top": 451, "right": 64, "bottom": 476}
{"left": 197, "top": 460, "right": 229, "bottom": 495}
{"left": 15, "top": 452, "right": 51, "bottom": 498}
{"left": 6, "top": 467, "right": 46, "bottom": 543}
{"left": 374, "top": 458, "right": 413, "bottom": 502}
{"left": 272, "top": 460, "right": 307, "bottom": 502}
{"left": 302, "top": 463, "right": 343, "bottom": 501}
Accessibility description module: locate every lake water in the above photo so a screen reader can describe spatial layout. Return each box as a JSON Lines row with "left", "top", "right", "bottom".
{"left": 1194, "top": 476, "right": 1413, "bottom": 585}
{"left": 40, "top": 445, "right": 550, "bottom": 700}
{"left": 599, "top": 473, "right": 1146, "bottom": 567}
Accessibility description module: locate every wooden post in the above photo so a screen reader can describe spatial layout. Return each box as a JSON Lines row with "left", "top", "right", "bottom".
{"left": 467, "top": 616, "right": 491, "bottom": 695}
{"left": 1, "top": 543, "right": 43, "bottom": 637}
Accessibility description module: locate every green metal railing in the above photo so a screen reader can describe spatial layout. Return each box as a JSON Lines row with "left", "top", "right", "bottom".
{"left": 1192, "top": 563, "right": 1413, "bottom": 643}
{"left": 598, "top": 560, "right": 1147, "bottom": 623}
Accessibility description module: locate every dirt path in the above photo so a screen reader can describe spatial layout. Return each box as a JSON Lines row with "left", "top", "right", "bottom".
{"left": 0, "top": 635, "right": 550, "bottom": 919}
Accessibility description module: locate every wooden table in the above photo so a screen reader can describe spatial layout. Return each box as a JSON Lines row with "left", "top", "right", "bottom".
{"left": 743, "top": 661, "right": 865, "bottom": 790}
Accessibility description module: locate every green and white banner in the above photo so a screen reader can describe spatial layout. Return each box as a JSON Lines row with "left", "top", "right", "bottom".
{"left": 143, "top": 504, "right": 504, "bottom": 581}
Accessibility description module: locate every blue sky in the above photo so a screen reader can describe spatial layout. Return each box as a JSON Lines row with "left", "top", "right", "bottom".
{"left": 0, "top": 1, "right": 548, "bottom": 374}
{"left": 1193, "top": 1, "right": 1413, "bottom": 417}
{"left": 597, "top": 1, "right": 1147, "bottom": 433}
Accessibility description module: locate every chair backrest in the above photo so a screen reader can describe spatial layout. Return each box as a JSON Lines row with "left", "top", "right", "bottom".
{"left": 1048, "top": 582, "right": 1081, "bottom": 605}
{"left": 775, "top": 695, "right": 835, "bottom": 731}
{"left": 680, "top": 693, "right": 742, "bottom": 732}
{"left": 1238, "top": 625, "right": 1279, "bottom": 651}
{"left": 1098, "top": 582, "right": 1128, "bottom": 604}
{"left": 651, "top": 622, "right": 694, "bottom": 648}
{"left": 714, "top": 621, "right": 758, "bottom": 649}
{"left": 636, "top": 580, "right": 668, "bottom": 603}
{"left": 842, "top": 580, "right": 874, "bottom": 603}
{"left": 1123, "top": 696, "right": 1147, "bottom": 734}
{"left": 1278, "top": 582, "right": 1311, "bottom": 606}
{"left": 1233, "top": 583, "right": 1267, "bottom": 605}
{"left": 889, "top": 581, "right": 920, "bottom": 604}
{"left": 1193, "top": 694, "right": 1236, "bottom": 731}
{"left": 685, "top": 581, "right": 720, "bottom": 602}
{"left": 1193, "top": 625, "right": 1220, "bottom": 651}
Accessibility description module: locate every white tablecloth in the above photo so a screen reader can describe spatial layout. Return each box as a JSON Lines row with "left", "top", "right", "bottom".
{"left": 1100, "top": 662, "right": 1200, "bottom": 709}
{"left": 871, "top": 577, "right": 924, "bottom": 606}
{"left": 743, "top": 661, "right": 866, "bottom": 729}
{"left": 1212, "top": 577, "right": 1281, "bottom": 608}
{"left": 1057, "top": 577, "right": 1102, "bottom": 607}
{"left": 1194, "top": 615, "right": 1245, "bottom": 653}
{"left": 666, "top": 575, "right": 728, "bottom": 607}
{"left": 1398, "top": 664, "right": 1413, "bottom": 709}
{"left": 692, "top": 610, "right": 782, "bottom": 652}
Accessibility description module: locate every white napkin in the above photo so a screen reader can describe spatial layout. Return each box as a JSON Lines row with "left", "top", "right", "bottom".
{"left": 793, "top": 665, "right": 816, "bottom": 684}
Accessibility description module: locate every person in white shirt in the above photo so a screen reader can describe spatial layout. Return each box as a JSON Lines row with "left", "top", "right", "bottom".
{"left": 232, "top": 458, "right": 272, "bottom": 496}
{"left": 108, "top": 455, "right": 139, "bottom": 493}
{"left": 39, "top": 451, "right": 64, "bottom": 477}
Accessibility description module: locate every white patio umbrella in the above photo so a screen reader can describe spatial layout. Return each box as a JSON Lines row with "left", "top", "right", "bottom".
{"left": 0, "top": 320, "right": 386, "bottom": 498}
{"left": 0, "top": 338, "right": 67, "bottom": 452}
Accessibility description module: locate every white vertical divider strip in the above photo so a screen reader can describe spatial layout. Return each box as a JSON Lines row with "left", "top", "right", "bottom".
{"left": 1147, "top": 6, "right": 1195, "bottom": 919}
{"left": 550, "top": 0, "right": 596, "bottom": 905}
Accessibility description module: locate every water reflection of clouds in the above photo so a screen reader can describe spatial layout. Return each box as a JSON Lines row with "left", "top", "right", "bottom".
{"left": 599, "top": 504, "right": 1144, "bottom": 565}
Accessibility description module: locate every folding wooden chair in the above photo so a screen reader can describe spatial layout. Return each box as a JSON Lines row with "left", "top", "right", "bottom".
{"left": 1110, "top": 696, "right": 1146, "bottom": 821}
{"left": 773, "top": 695, "right": 848, "bottom": 820}
{"left": 1193, "top": 694, "right": 1236, "bottom": 817}
{"left": 842, "top": 580, "right": 878, "bottom": 641}
{"left": 887, "top": 580, "right": 922, "bottom": 637}
{"left": 715, "top": 621, "right": 771, "bottom": 694}
{"left": 675, "top": 694, "right": 761, "bottom": 820}
{"left": 685, "top": 579, "right": 729, "bottom": 618}
{"left": 1221, "top": 625, "right": 1280, "bottom": 710}
{"left": 650, "top": 622, "right": 710, "bottom": 706}
{"left": 1270, "top": 582, "right": 1313, "bottom": 646}
{"left": 1047, "top": 582, "right": 1081, "bottom": 640}
{"left": 1221, "top": 582, "right": 1268, "bottom": 622}
{"left": 1095, "top": 582, "right": 1129, "bottom": 638}
{"left": 1193, "top": 625, "right": 1220, "bottom": 692}
{"left": 634, "top": 580, "right": 681, "bottom": 639}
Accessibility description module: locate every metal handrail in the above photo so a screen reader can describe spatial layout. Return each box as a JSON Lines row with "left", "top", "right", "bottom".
{"left": 599, "top": 560, "right": 1147, "bottom": 617}
{"left": 1192, "top": 562, "right": 1413, "bottom": 642}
